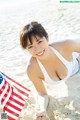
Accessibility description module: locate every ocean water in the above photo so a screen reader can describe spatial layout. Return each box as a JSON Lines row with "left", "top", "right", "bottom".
{"left": 0, "top": 0, "right": 80, "bottom": 84}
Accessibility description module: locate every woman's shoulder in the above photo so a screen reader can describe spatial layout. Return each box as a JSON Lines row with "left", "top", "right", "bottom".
{"left": 49, "top": 40, "right": 72, "bottom": 52}
{"left": 26, "top": 57, "right": 43, "bottom": 78}
{"left": 27, "top": 57, "right": 37, "bottom": 72}
{"left": 50, "top": 39, "right": 71, "bottom": 47}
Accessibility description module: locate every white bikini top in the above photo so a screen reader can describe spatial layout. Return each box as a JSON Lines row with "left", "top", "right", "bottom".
{"left": 37, "top": 46, "right": 80, "bottom": 85}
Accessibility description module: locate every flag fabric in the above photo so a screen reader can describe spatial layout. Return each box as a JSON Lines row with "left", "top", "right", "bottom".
{"left": 0, "top": 72, "right": 31, "bottom": 120}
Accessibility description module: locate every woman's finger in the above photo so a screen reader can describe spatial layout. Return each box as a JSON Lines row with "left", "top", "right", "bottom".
{"left": 36, "top": 116, "right": 45, "bottom": 120}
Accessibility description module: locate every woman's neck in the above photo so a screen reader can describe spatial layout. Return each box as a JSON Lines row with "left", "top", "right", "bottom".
{"left": 39, "top": 46, "right": 56, "bottom": 64}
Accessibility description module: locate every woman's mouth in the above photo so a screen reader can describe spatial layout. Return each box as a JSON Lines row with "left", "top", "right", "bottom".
{"left": 36, "top": 50, "right": 45, "bottom": 56}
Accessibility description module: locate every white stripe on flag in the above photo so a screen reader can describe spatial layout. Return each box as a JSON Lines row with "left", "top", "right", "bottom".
{"left": 10, "top": 101, "right": 24, "bottom": 109}
{"left": 2, "top": 86, "right": 12, "bottom": 109}
{"left": 7, "top": 106, "right": 21, "bottom": 114}
{"left": 0, "top": 83, "right": 8, "bottom": 100}
{"left": 6, "top": 77, "right": 30, "bottom": 94}
{"left": 5, "top": 111, "right": 18, "bottom": 120}
{"left": 13, "top": 91, "right": 28, "bottom": 100}
{"left": 13, "top": 96, "right": 25, "bottom": 104}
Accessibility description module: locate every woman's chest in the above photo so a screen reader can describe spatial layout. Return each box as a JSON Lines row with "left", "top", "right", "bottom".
{"left": 43, "top": 58, "right": 68, "bottom": 80}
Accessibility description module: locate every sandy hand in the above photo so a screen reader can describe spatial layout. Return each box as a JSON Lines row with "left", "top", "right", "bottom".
{"left": 36, "top": 110, "right": 47, "bottom": 120}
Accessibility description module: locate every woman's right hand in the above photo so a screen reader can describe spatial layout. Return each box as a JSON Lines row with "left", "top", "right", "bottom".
{"left": 36, "top": 93, "right": 49, "bottom": 119}
{"left": 36, "top": 110, "right": 47, "bottom": 120}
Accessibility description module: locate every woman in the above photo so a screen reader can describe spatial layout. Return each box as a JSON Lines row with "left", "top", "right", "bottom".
{"left": 20, "top": 21, "right": 80, "bottom": 119}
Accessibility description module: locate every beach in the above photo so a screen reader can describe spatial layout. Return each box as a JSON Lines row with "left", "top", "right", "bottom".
{"left": 0, "top": 0, "right": 80, "bottom": 119}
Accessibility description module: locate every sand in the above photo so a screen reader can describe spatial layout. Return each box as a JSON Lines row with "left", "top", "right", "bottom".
{"left": 0, "top": 0, "right": 80, "bottom": 119}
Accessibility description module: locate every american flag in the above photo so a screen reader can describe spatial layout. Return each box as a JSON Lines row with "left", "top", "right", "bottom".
{"left": 0, "top": 72, "right": 31, "bottom": 120}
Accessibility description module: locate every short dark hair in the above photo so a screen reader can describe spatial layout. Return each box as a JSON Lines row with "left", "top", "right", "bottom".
{"left": 20, "top": 21, "right": 47, "bottom": 49}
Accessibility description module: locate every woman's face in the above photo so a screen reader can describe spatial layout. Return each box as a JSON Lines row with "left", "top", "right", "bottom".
{"left": 26, "top": 36, "right": 50, "bottom": 60}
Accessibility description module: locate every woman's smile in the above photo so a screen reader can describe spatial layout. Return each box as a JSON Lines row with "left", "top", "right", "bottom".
{"left": 36, "top": 49, "right": 45, "bottom": 56}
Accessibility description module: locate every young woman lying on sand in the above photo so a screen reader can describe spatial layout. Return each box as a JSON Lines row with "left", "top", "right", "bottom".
{"left": 20, "top": 21, "right": 80, "bottom": 119}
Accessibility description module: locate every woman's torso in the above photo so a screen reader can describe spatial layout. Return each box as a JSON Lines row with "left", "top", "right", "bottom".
{"left": 31, "top": 43, "right": 80, "bottom": 85}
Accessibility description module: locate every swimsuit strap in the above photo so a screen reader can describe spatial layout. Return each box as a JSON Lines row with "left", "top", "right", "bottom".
{"left": 37, "top": 59, "right": 53, "bottom": 82}
{"left": 49, "top": 46, "right": 70, "bottom": 70}
{"left": 37, "top": 46, "right": 80, "bottom": 84}
{"left": 37, "top": 58, "right": 69, "bottom": 84}
{"left": 37, "top": 46, "right": 70, "bottom": 83}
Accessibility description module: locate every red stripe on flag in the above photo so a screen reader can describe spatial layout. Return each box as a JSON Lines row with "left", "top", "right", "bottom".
{"left": 10, "top": 97, "right": 25, "bottom": 107}
{"left": 14, "top": 86, "right": 29, "bottom": 97}
{"left": 8, "top": 116, "right": 16, "bottom": 120}
{"left": 0, "top": 72, "right": 31, "bottom": 120}
{"left": 6, "top": 101, "right": 22, "bottom": 112}
{"left": 12, "top": 90, "right": 24, "bottom": 101}
{"left": 8, "top": 90, "right": 25, "bottom": 106}
{"left": 7, "top": 76, "right": 30, "bottom": 92}
{"left": 0, "top": 80, "right": 6, "bottom": 94}
{"left": 3, "top": 88, "right": 25, "bottom": 120}
{"left": 1, "top": 82, "right": 11, "bottom": 104}
{"left": 4, "top": 107, "right": 19, "bottom": 117}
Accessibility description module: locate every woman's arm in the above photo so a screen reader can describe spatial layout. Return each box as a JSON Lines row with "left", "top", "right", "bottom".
{"left": 64, "top": 40, "right": 80, "bottom": 53}
{"left": 27, "top": 59, "right": 49, "bottom": 118}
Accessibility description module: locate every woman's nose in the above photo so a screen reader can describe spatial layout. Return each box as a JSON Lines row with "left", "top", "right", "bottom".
{"left": 34, "top": 45, "right": 40, "bottom": 52}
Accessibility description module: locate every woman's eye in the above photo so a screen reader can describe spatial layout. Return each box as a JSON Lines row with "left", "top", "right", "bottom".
{"left": 28, "top": 46, "right": 33, "bottom": 49}
{"left": 38, "top": 41, "right": 42, "bottom": 44}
